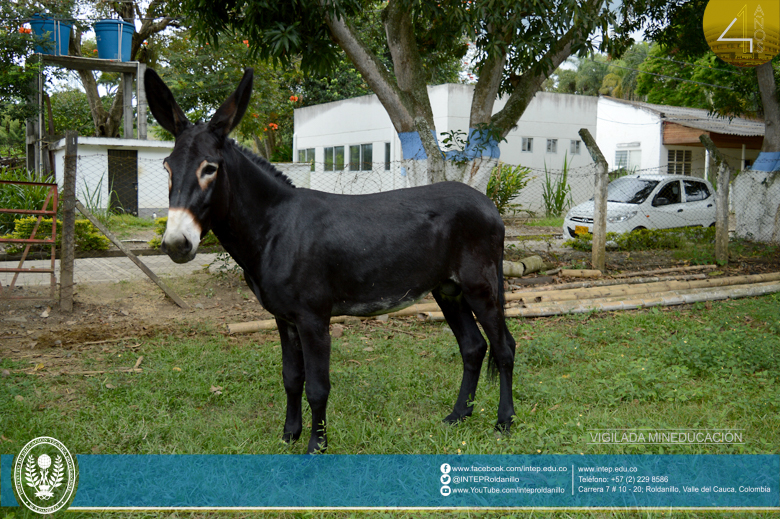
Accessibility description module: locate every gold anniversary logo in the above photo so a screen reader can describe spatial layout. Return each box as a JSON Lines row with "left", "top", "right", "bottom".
{"left": 703, "top": 0, "right": 780, "bottom": 67}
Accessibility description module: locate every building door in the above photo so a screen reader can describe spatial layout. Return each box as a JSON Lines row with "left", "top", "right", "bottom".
{"left": 107, "top": 149, "right": 138, "bottom": 215}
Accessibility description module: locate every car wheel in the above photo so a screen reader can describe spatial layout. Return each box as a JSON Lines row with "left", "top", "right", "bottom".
{"left": 709, "top": 222, "right": 715, "bottom": 227}
{"left": 632, "top": 226, "right": 647, "bottom": 232}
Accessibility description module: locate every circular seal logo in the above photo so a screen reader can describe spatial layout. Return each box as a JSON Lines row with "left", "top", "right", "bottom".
{"left": 703, "top": 0, "right": 780, "bottom": 67}
{"left": 13, "top": 437, "right": 78, "bottom": 514}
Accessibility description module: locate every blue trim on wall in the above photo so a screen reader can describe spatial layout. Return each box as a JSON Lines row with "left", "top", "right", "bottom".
{"left": 398, "top": 128, "right": 501, "bottom": 162}
{"left": 751, "top": 152, "right": 780, "bottom": 172}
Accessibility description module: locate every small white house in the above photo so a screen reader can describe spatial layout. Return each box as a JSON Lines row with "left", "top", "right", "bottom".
{"left": 51, "top": 136, "right": 173, "bottom": 218}
{"left": 596, "top": 97, "right": 764, "bottom": 180}
{"left": 49, "top": 136, "right": 311, "bottom": 219}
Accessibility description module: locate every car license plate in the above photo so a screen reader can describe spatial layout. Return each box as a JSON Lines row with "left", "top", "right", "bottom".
{"left": 575, "top": 225, "right": 589, "bottom": 235}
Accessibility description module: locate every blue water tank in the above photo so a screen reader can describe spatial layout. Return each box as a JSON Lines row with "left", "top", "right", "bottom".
{"left": 94, "top": 19, "right": 134, "bottom": 61}
{"left": 29, "top": 14, "right": 72, "bottom": 56}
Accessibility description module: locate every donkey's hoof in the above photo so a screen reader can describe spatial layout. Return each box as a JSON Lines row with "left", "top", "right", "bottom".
{"left": 494, "top": 421, "right": 512, "bottom": 435}
{"left": 306, "top": 437, "right": 327, "bottom": 454}
{"left": 443, "top": 410, "right": 471, "bottom": 424}
{"left": 282, "top": 431, "right": 301, "bottom": 444}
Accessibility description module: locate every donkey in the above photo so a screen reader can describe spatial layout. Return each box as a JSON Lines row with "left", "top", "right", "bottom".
{"left": 144, "top": 68, "right": 516, "bottom": 453}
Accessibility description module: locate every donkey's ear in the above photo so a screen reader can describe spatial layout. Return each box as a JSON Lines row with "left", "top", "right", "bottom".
{"left": 208, "top": 68, "right": 254, "bottom": 138}
{"left": 144, "top": 68, "right": 190, "bottom": 137}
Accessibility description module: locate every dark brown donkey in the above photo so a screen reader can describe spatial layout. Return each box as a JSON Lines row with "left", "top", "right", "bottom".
{"left": 145, "top": 67, "right": 516, "bottom": 453}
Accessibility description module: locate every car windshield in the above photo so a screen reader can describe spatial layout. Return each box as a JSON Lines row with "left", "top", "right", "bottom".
{"left": 607, "top": 178, "right": 661, "bottom": 204}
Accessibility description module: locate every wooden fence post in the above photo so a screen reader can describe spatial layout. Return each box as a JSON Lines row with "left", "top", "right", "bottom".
{"left": 578, "top": 128, "right": 608, "bottom": 272}
{"left": 136, "top": 63, "right": 147, "bottom": 140}
{"left": 699, "top": 134, "right": 731, "bottom": 265}
{"left": 60, "top": 131, "right": 77, "bottom": 312}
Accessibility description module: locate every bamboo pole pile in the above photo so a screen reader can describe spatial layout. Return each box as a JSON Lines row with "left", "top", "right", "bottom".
{"left": 226, "top": 272, "right": 780, "bottom": 334}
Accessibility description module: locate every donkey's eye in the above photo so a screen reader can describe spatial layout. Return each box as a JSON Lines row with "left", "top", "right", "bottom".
{"left": 197, "top": 161, "right": 219, "bottom": 190}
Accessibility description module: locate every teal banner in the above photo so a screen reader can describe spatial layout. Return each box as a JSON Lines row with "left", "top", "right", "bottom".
{"left": 2, "top": 454, "right": 778, "bottom": 509}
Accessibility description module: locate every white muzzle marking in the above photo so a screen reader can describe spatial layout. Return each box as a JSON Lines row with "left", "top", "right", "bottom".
{"left": 163, "top": 208, "right": 202, "bottom": 258}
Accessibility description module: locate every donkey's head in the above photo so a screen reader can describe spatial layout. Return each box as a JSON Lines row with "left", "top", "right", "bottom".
{"left": 144, "top": 68, "right": 254, "bottom": 263}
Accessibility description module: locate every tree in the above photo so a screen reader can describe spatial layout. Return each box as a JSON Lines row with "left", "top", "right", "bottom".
{"left": 545, "top": 55, "right": 610, "bottom": 96}
{"left": 179, "top": 0, "right": 641, "bottom": 188}
{"left": 642, "top": 0, "right": 780, "bottom": 152}
{"left": 599, "top": 42, "right": 649, "bottom": 100}
{"left": 49, "top": 88, "right": 112, "bottom": 136}
{"left": 149, "top": 29, "right": 302, "bottom": 160}
{"left": 59, "top": 0, "right": 178, "bottom": 137}
{"left": 634, "top": 44, "right": 762, "bottom": 116}
{"left": 0, "top": 2, "right": 43, "bottom": 153}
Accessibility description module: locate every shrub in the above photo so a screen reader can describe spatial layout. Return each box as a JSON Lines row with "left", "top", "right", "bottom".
{"left": 0, "top": 168, "right": 57, "bottom": 235}
{"left": 542, "top": 154, "right": 573, "bottom": 218}
{"left": 486, "top": 163, "right": 533, "bottom": 216}
{"left": 565, "top": 226, "right": 716, "bottom": 252}
{"left": 2, "top": 217, "right": 110, "bottom": 254}
{"left": 148, "top": 216, "right": 220, "bottom": 249}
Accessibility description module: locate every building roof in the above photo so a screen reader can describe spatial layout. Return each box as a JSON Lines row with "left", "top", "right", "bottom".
{"left": 602, "top": 97, "right": 765, "bottom": 137}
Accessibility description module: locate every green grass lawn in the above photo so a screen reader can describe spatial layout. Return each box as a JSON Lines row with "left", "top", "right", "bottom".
{"left": 105, "top": 214, "right": 156, "bottom": 240}
{"left": 2, "top": 294, "right": 779, "bottom": 518}
{"left": 523, "top": 216, "right": 564, "bottom": 228}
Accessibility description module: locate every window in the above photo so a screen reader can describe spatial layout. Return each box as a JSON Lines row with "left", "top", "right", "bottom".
{"left": 668, "top": 149, "right": 692, "bottom": 175}
{"left": 683, "top": 180, "right": 711, "bottom": 202}
{"left": 385, "top": 142, "right": 391, "bottom": 171}
{"left": 615, "top": 149, "right": 641, "bottom": 170}
{"left": 361, "top": 143, "right": 373, "bottom": 171}
{"left": 349, "top": 143, "right": 373, "bottom": 171}
{"left": 521, "top": 137, "right": 533, "bottom": 152}
{"left": 546, "top": 139, "right": 558, "bottom": 154}
{"left": 298, "top": 148, "right": 315, "bottom": 172}
{"left": 653, "top": 180, "right": 682, "bottom": 206}
{"left": 324, "top": 146, "right": 345, "bottom": 171}
{"left": 349, "top": 145, "right": 360, "bottom": 171}
{"left": 570, "top": 140, "right": 581, "bottom": 155}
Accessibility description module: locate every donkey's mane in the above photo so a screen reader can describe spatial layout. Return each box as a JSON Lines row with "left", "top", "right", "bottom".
{"left": 225, "top": 137, "right": 296, "bottom": 188}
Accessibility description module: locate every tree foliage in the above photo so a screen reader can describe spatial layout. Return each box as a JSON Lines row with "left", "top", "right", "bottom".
{"left": 20, "top": 0, "right": 180, "bottom": 137}
{"left": 637, "top": 0, "right": 780, "bottom": 150}
{"left": 151, "top": 29, "right": 301, "bottom": 160}
{"left": 179, "top": 0, "right": 644, "bottom": 183}
{"left": 634, "top": 44, "right": 763, "bottom": 117}
{"left": 0, "top": 3, "right": 42, "bottom": 127}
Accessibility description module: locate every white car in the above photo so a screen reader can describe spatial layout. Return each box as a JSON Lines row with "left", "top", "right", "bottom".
{"left": 563, "top": 175, "right": 717, "bottom": 239}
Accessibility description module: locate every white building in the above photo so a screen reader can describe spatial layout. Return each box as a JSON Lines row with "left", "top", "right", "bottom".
{"left": 51, "top": 137, "right": 173, "bottom": 219}
{"left": 596, "top": 97, "right": 764, "bottom": 181}
{"left": 294, "top": 88, "right": 765, "bottom": 201}
{"left": 293, "top": 84, "right": 599, "bottom": 205}
{"left": 49, "top": 137, "right": 310, "bottom": 219}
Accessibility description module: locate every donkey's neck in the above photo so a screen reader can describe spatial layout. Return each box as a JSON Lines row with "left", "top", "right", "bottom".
{"left": 211, "top": 145, "right": 294, "bottom": 260}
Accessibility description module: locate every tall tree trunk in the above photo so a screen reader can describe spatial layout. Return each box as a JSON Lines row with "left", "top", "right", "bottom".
{"left": 323, "top": 0, "right": 445, "bottom": 183}
{"left": 383, "top": 0, "right": 445, "bottom": 182}
{"left": 757, "top": 61, "right": 780, "bottom": 152}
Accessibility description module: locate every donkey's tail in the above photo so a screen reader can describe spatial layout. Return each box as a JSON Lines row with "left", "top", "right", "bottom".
{"left": 486, "top": 249, "right": 507, "bottom": 381}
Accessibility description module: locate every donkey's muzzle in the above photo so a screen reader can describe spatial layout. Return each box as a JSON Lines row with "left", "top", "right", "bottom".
{"left": 162, "top": 208, "right": 201, "bottom": 263}
{"left": 161, "top": 233, "right": 195, "bottom": 263}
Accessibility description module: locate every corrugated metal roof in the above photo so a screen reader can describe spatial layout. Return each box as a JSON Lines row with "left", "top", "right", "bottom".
{"left": 604, "top": 97, "right": 765, "bottom": 137}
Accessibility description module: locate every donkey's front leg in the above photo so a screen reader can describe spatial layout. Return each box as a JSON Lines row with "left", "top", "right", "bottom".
{"left": 296, "top": 314, "right": 332, "bottom": 454}
{"left": 277, "top": 319, "right": 304, "bottom": 443}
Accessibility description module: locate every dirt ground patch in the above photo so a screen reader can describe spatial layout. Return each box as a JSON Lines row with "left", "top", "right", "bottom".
{"left": 0, "top": 271, "right": 275, "bottom": 376}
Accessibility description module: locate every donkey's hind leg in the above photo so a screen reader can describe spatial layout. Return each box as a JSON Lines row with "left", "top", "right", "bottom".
{"left": 432, "top": 287, "right": 488, "bottom": 424}
{"left": 460, "top": 282, "right": 516, "bottom": 432}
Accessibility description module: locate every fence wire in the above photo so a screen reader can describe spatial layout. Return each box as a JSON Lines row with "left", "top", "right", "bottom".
{"left": 2, "top": 152, "right": 734, "bottom": 294}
